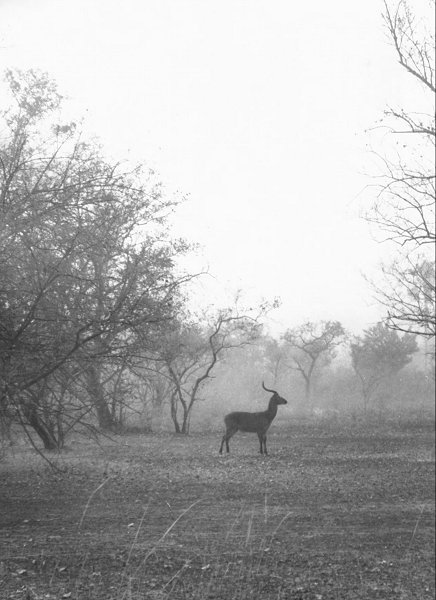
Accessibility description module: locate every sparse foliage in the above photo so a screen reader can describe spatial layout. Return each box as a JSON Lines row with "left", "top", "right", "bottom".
{"left": 282, "top": 321, "right": 346, "bottom": 410}
{"left": 367, "top": 0, "right": 435, "bottom": 338}
{"left": 159, "top": 304, "right": 266, "bottom": 434}
{"left": 373, "top": 257, "right": 435, "bottom": 338}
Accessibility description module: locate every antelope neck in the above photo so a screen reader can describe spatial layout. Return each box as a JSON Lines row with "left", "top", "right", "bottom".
{"left": 265, "top": 398, "right": 278, "bottom": 419}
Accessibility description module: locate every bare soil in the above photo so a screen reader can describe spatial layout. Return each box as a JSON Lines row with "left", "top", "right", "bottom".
{"left": 0, "top": 423, "right": 434, "bottom": 599}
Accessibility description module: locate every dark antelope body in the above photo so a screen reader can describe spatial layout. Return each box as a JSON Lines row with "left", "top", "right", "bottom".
{"left": 219, "top": 382, "right": 287, "bottom": 455}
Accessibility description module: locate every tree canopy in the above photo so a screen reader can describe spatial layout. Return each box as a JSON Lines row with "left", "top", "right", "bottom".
{"left": 0, "top": 69, "right": 192, "bottom": 446}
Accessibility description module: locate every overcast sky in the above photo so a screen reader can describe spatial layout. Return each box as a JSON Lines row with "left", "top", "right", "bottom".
{"left": 0, "top": 0, "right": 423, "bottom": 334}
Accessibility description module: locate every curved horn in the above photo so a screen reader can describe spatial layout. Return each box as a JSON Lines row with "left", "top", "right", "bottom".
{"left": 262, "top": 381, "right": 276, "bottom": 394}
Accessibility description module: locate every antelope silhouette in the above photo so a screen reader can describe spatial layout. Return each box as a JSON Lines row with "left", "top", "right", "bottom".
{"left": 219, "top": 382, "right": 287, "bottom": 455}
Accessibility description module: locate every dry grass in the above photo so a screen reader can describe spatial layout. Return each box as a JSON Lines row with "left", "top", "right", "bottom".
{"left": 0, "top": 423, "right": 434, "bottom": 599}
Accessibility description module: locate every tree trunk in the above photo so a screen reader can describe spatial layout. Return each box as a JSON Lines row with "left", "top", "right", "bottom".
{"left": 170, "top": 392, "right": 181, "bottom": 433}
{"left": 87, "top": 365, "right": 117, "bottom": 431}
{"left": 180, "top": 406, "right": 190, "bottom": 434}
{"left": 170, "top": 394, "right": 193, "bottom": 434}
{"left": 23, "top": 400, "right": 58, "bottom": 450}
{"left": 304, "top": 377, "right": 314, "bottom": 415}
{"left": 0, "top": 392, "right": 14, "bottom": 445}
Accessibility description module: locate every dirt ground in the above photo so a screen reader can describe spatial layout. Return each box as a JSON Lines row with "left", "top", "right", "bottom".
{"left": 0, "top": 423, "right": 434, "bottom": 600}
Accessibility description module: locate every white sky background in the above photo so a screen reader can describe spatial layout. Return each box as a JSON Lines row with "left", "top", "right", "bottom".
{"left": 0, "top": 0, "right": 427, "bottom": 335}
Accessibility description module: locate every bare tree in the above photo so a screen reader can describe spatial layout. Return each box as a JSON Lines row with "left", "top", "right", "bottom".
{"left": 160, "top": 304, "right": 267, "bottom": 434}
{"left": 366, "top": 0, "right": 435, "bottom": 339}
{"left": 282, "top": 321, "right": 346, "bottom": 411}
{"left": 372, "top": 257, "right": 435, "bottom": 338}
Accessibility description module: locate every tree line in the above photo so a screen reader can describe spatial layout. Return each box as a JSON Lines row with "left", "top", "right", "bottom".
{"left": 0, "top": 0, "right": 434, "bottom": 451}
{"left": 0, "top": 70, "right": 270, "bottom": 449}
{"left": 192, "top": 320, "right": 431, "bottom": 429}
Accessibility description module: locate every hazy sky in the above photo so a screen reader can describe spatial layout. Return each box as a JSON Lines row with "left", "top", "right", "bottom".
{"left": 0, "top": 0, "right": 423, "bottom": 334}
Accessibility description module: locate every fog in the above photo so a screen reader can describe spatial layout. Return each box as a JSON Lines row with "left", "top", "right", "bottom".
{"left": 0, "top": 1, "right": 434, "bottom": 448}
{"left": 0, "top": 0, "right": 421, "bottom": 333}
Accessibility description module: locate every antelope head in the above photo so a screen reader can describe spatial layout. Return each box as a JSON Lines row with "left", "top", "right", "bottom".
{"left": 262, "top": 381, "right": 287, "bottom": 405}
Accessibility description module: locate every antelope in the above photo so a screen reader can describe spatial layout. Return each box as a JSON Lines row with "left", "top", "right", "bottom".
{"left": 219, "top": 382, "right": 287, "bottom": 455}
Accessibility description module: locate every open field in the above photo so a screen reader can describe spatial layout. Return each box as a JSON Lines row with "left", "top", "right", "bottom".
{"left": 0, "top": 424, "right": 434, "bottom": 600}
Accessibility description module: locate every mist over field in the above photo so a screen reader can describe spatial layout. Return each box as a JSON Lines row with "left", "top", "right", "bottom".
{"left": 0, "top": 1, "right": 435, "bottom": 599}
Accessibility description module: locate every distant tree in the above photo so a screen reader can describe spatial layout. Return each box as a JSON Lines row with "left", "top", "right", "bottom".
{"left": 159, "top": 304, "right": 267, "bottom": 434}
{"left": 0, "top": 69, "right": 192, "bottom": 447}
{"left": 350, "top": 322, "right": 418, "bottom": 413}
{"left": 261, "top": 336, "right": 287, "bottom": 386}
{"left": 366, "top": 0, "right": 435, "bottom": 339}
{"left": 282, "top": 321, "right": 346, "bottom": 410}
